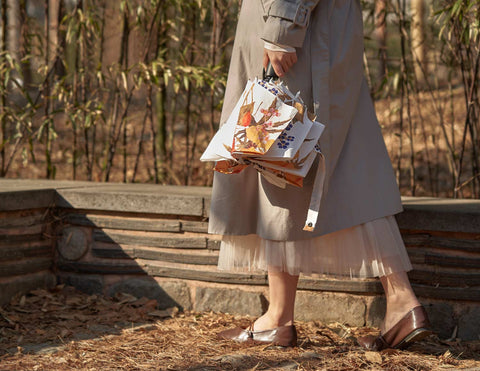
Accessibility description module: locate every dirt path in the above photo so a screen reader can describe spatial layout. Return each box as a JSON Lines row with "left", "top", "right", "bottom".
{"left": 1, "top": 286, "right": 479, "bottom": 370}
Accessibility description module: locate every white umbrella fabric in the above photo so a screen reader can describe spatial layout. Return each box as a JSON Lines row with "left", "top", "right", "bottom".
{"left": 201, "top": 67, "right": 326, "bottom": 231}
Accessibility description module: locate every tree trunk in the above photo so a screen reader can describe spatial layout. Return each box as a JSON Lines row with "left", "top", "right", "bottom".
{"left": 374, "top": 0, "right": 388, "bottom": 85}
{"left": 411, "top": 0, "right": 427, "bottom": 86}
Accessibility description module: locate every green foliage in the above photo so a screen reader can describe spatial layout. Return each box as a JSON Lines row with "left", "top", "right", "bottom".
{"left": 0, "top": 0, "right": 236, "bottom": 182}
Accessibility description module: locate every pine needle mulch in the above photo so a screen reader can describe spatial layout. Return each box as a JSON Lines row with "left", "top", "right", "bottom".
{"left": 1, "top": 286, "right": 479, "bottom": 371}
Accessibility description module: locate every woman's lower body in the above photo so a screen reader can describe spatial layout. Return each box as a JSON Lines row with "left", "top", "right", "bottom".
{"left": 217, "top": 215, "right": 430, "bottom": 348}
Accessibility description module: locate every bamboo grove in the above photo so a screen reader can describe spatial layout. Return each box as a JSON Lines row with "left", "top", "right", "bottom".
{"left": 0, "top": 0, "right": 479, "bottom": 198}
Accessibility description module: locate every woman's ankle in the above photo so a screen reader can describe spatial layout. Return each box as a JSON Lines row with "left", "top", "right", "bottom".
{"left": 383, "top": 297, "right": 421, "bottom": 334}
{"left": 253, "top": 312, "right": 294, "bottom": 331}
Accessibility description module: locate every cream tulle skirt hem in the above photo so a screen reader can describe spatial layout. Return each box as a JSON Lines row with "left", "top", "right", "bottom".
{"left": 217, "top": 215, "right": 412, "bottom": 278}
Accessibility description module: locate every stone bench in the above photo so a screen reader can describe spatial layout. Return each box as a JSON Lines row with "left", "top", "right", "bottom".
{"left": 0, "top": 179, "right": 479, "bottom": 340}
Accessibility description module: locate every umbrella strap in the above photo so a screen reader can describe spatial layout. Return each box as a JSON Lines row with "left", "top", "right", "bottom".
{"left": 303, "top": 152, "right": 326, "bottom": 232}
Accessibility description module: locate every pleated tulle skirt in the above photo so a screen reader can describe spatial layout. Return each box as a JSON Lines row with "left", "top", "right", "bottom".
{"left": 217, "top": 215, "right": 412, "bottom": 278}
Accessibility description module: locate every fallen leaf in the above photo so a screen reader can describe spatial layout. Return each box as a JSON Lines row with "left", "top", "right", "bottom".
{"left": 115, "top": 292, "right": 137, "bottom": 304}
{"left": 148, "top": 307, "right": 178, "bottom": 318}
{"left": 60, "top": 328, "right": 71, "bottom": 338}
{"left": 364, "top": 351, "right": 382, "bottom": 364}
{"left": 131, "top": 297, "right": 151, "bottom": 307}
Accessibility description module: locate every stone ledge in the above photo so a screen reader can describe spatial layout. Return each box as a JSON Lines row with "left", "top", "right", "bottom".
{"left": 1, "top": 180, "right": 479, "bottom": 233}
{"left": 399, "top": 196, "right": 480, "bottom": 234}
{"left": 0, "top": 180, "right": 211, "bottom": 217}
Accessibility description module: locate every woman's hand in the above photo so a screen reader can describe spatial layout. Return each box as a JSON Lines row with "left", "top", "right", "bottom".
{"left": 263, "top": 48, "right": 298, "bottom": 77}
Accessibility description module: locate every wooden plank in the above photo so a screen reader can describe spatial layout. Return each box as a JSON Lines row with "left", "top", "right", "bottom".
{"left": 144, "top": 264, "right": 268, "bottom": 285}
{"left": 0, "top": 212, "right": 45, "bottom": 228}
{"left": 91, "top": 243, "right": 219, "bottom": 265}
{"left": 181, "top": 221, "right": 208, "bottom": 233}
{"left": 428, "top": 236, "right": 480, "bottom": 252}
{"left": 412, "top": 283, "right": 480, "bottom": 301}
{"left": 144, "top": 263, "right": 480, "bottom": 300}
{"left": 63, "top": 213, "right": 181, "bottom": 233}
{"left": 298, "top": 277, "right": 383, "bottom": 294}
{"left": 57, "top": 261, "right": 145, "bottom": 275}
{"left": 403, "top": 234, "right": 480, "bottom": 253}
{"left": 409, "top": 269, "right": 480, "bottom": 287}
{"left": 207, "top": 239, "right": 221, "bottom": 250}
{"left": 402, "top": 233, "right": 431, "bottom": 246}
{"left": 0, "top": 224, "right": 44, "bottom": 236}
{"left": 93, "top": 229, "right": 207, "bottom": 249}
{"left": 145, "top": 263, "right": 383, "bottom": 293}
{"left": 0, "top": 258, "right": 52, "bottom": 277}
{"left": 406, "top": 249, "right": 426, "bottom": 265}
{"left": 91, "top": 244, "right": 136, "bottom": 259}
{"left": 0, "top": 243, "right": 52, "bottom": 261}
{"left": 0, "top": 233, "right": 45, "bottom": 244}
{"left": 143, "top": 263, "right": 381, "bottom": 293}
{"left": 407, "top": 248, "right": 480, "bottom": 268}
{"left": 134, "top": 247, "right": 219, "bottom": 266}
{"left": 425, "top": 252, "right": 480, "bottom": 268}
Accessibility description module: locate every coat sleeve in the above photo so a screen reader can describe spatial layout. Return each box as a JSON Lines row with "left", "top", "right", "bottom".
{"left": 261, "top": 0, "right": 320, "bottom": 48}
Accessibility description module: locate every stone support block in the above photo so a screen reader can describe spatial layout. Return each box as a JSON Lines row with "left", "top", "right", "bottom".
{"left": 106, "top": 278, "right": 192, "bottom": 310}
{"left": 457, "top": 305, "right": 480, "bottom": 341}
{"left": 424, "top": 302, "right": 456, "bottom": 340}
{"left": 194, "top": 287, "right": 266, "bottom": 317}
{"left": 294, "top": 291, "right": 366, "bottom": 327}
{"left": 365, "top": 296, "right": 385, "bottom": 328}
{"left": 58, "top": 273, "right": 104, "bottom": 295}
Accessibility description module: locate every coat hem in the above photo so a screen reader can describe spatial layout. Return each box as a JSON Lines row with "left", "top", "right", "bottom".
{"left": 208, "top": 204, "right": 404, "bottom": 241}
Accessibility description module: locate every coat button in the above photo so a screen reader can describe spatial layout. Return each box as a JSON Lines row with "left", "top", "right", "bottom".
{"left": 307, "top": 222, "right": 313, "bottom": 227}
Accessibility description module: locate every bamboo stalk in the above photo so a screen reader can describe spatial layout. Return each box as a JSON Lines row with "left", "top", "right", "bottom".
{"left": 44, "top": 0, "right": 53, "bottom": 179}
{"left": 0, "top": 0, "right": 7, "bottom": 176}
{"left": 155, "top": 1, "right": 168, "bottom": 183}
{"left": 397, "top": 0, "right": 416, "bottom": 195}
{"left": 184, "top": 4, "right": 196, "bottom": 186}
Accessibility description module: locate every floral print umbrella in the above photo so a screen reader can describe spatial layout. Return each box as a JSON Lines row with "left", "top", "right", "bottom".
{"left": 201, "top": 76, "right": 326, "bottom": 231}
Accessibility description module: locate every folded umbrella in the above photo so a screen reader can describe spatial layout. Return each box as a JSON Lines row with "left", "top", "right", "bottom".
{"left": 201, "top": 65, "right": 326, "bottom": 231}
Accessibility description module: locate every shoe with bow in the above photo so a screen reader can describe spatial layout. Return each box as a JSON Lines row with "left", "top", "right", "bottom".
{"left": 357, "top": 306, "right": 433, "bottom": 351}
{"left": 217, "top": 324, "right": 297, "bottom": 347}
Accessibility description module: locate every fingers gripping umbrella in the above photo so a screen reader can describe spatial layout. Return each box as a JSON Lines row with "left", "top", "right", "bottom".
{"left": 201, "top": 65, "right": 326, "bottom": 232}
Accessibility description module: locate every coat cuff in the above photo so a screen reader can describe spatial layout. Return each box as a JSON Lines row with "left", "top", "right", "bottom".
{"left": 261, "top": 0, "right": 314, "bottom": 48}
{"left": 264, "top": 41, "right": 296, "bottom": 53}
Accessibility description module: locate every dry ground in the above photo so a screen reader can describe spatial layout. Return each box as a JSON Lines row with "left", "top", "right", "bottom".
{"left": 1, "top": 286, "right": 479, "bottom": 370}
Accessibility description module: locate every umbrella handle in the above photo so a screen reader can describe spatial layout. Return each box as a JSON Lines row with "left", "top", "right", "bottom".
{"left": 262, "top": 62, "right": 278, "bottom": 81}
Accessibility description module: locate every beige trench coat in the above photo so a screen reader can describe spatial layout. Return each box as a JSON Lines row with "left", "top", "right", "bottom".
{"left": 208, "top": 0, "right": 403, "bottom": 240}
